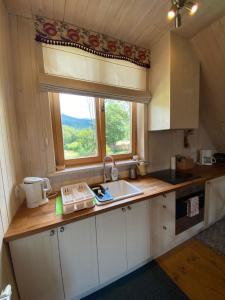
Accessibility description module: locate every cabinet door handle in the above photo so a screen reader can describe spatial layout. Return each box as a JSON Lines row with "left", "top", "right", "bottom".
{"left": 127, "top": 206, "right": 132, "bottom": 210}
{"left": 163, "top": 226, "right": 167, "bottom": 230}
{"left": 122, "top": 207, "right": 126, "bottom": 212}
{"left": 60, "top": 226, "right": 64, "bottom": 232}
{"left": 162, "top": 205, "right": 167, "bottom": 208}
{"left": 50, "top": 229, "right": 55, "bottom": 236}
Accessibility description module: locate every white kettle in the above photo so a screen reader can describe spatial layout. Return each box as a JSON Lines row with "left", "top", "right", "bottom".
{"left": 22, "top": 177, "right": 51, "bottom": 208}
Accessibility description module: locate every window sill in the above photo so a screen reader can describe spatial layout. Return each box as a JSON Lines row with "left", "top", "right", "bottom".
{"left": 48, "top": 159, "right": 137, "bottom": 178}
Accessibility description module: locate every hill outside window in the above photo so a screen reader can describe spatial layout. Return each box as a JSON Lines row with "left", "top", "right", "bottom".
{"left": 51, "top": 93, "right": 137, "bottom": 170}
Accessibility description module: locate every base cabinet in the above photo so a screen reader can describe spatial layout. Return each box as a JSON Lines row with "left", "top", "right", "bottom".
{"left": 205, "top": 176, "right": 225, "bottom": 226}
{"left": 126, "top": 201, "right": 150, "bottom": 269}
{"left": 151, "top": 192, "right": 175, "bottom": 258}
{"left": 96, "top": 200, "right": 150, "bottom": 284}
{"left": 9, "top": 199, "right": 151, "bottom": 300}
{"left": 10, "top": 229, "right": 64, "bottom": 300}
{"left": 96, "top": 207, "right": 127, "bottom": 284}
{"left": 58, "top": 217, "right": 99, "bottom": 300}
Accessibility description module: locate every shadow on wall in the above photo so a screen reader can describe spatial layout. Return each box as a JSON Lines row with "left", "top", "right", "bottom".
{"left": 148, "top": 123, "right": 216, "bottom": 172}
{"left": 198, "top": 69, "right": 225, "bottom": 152}
{"left": 191, "top": 14, "right": 225, "bottom": 152}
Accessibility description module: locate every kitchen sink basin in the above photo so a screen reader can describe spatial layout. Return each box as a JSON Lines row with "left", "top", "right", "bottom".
{"left": 101, "top": 180, "right": 143, "bottom": 201}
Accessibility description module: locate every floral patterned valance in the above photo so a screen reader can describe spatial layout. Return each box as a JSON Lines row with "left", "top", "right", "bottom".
{"left": 35, "top": 16, "right": 150, "bottom": 68}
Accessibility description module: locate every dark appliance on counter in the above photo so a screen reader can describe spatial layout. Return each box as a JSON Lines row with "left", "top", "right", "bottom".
{"left": 213, "top": 153, "right": 225, "bottom": 163}
{"left": 150, "top": 169, "right": 200, "bottom": 185}
{"left": 176, "top": 184, "right": 205, "bottom": 235}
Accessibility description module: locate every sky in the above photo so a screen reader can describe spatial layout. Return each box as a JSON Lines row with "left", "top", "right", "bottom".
{"left": 59, "top": 93, "right": 95, "bottom": 119}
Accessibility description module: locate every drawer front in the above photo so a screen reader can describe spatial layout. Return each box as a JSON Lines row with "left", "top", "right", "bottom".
{"left": 151, "top": 193, "right": 175, "bottom": 257}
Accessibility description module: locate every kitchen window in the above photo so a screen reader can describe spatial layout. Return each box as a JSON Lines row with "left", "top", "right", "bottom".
{"left": 51, "top": 93, "right": 137, "bottom": 169}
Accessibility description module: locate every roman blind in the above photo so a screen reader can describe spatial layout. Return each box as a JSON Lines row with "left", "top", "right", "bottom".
{"left": 40, "top": 44, "right": 150, "bottom": 103}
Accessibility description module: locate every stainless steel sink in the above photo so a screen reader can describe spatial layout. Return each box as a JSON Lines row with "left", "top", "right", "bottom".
{"left": 101, "top": 180, "right": 143, "bottom": 201}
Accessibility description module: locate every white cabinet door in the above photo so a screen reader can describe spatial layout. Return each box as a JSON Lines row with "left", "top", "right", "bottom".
{"left": 126, "top": 200, "right": 150, "bottom": 269}
{"left": 161, "top": 192, "right": 176, "bottom": 249}
{"left": 10, "top": 229, "right": 64, "bottom": 300}
{"left": 96, "top": 208, "right": 127, "bottom": 284}
{"left": 206, "top": 176, "right": 225, "bottom": 226}
{"left": 151, "top": 193, "right": 175, "bottom": 258}
{"left": 58, "top": 217, "right": 99, "bottom": 300}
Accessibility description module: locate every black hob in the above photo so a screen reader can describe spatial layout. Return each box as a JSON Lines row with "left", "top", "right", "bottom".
{"left": 150, "top": 169, "right": 200, "bottom": 185}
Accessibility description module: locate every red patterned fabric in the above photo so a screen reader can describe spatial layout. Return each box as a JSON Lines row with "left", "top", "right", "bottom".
{"left": 35, "top": 16, "right": 150, "bottom": 68}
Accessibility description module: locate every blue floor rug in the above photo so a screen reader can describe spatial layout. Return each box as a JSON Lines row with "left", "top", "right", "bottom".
{"left": 82, "top": 261, "right": 188, "bottom": 300}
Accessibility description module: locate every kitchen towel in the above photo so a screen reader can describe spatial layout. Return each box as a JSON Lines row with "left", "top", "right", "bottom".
{"left": 56, "top": 196, "right": 63, "bottom": 215}
{"left": 187, "top": 196, "right": 199, "bottom": 217}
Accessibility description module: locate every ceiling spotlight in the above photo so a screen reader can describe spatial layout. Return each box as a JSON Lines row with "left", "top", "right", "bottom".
{"left": 184, "top": 2, "right": 198, "bottom": 15}
{"left": 168, "top": 9, "right": 176, "bottom": 20}
{"left": 167, "top": 0, "right": 198, "bottom": 28}
{"left": 168, "top": 5, "right": 176, "bottom": 20}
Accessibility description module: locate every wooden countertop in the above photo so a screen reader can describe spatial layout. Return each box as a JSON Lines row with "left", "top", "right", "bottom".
{"left": 4, "top": 164, "right": 225, "bottom": 242}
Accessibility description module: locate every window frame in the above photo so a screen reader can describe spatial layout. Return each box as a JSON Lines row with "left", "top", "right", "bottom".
{"left": 50, "top": 93, "right": 137, "bottom": 169}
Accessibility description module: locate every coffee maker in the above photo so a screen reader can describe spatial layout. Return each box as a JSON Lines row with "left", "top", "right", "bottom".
{"left": 199, "top": 150, "right": 216, "bottom": 166}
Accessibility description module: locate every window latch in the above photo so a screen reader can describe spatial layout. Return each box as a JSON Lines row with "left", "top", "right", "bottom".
{"left": 101, "top": 103, "right": 105, "bottom": 112}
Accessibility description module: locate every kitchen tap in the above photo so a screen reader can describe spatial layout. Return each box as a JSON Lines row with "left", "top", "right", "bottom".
{"left": 103, "top": 156, "right": 119, "bottom": 182}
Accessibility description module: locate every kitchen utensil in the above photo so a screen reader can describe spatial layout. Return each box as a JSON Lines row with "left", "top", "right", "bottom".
{"left": 177, "top": 156, "right": 194, "bottom": 170}
{"left": 61, "top": 182, "right": 95, "bottom": 214}
{"left": 137, "top": 161, "right": 147, "bottom": 176}
{"left": 129, "top": 168, "right": 137, "bottom": 179}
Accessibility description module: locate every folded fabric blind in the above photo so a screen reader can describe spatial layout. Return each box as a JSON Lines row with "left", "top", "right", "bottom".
{"left": 40, "top": 44, "right": 151, "bottom": 103}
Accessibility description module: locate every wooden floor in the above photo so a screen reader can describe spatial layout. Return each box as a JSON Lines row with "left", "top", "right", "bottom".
{"left": 157, "top": 239, "right": 225, "bottom": 300}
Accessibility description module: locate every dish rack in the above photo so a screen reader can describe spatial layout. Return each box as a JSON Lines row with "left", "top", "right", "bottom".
{"left": 61, "top": 182, "right": 95, "bottom": 214}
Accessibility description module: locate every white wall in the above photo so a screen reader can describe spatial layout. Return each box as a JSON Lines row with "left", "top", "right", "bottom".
{"left": 148, "top": 123, "right": 216, "bottom": 172}
{"left": 0, "top": 1, "right": 23, "bottom": 298}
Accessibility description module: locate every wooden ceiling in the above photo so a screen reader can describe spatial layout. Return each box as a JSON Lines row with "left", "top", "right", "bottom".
{"left": 5, "top": 0, "right": 225, "bottom": 48}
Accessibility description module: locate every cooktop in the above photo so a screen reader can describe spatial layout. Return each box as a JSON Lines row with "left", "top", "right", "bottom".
{"left": 150, "top": 169, "right": 200, "bottom": 185}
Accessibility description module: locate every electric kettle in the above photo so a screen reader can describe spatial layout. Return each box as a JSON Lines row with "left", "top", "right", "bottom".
{"left": 22, "top": 177, "right": 51, "bottom": 208}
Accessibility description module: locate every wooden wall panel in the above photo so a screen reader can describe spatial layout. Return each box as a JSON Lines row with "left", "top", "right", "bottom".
{"left": 5, "top": 0, "right": 225, "bottom": 48}
{"left": 0, "top": 0, "right": 23, "bottom": 297}
{"left": 191, "top": 15, "right": 225, "bottom": 151}
{"left": 9, "top": 15, "right": 56, "bottom": 177}
{"left": 0, "top": 2, "right": 23, "bottom": 229}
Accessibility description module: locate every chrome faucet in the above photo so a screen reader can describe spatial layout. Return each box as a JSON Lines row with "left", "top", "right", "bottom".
{"left": 103, "top": 156, "right": 118, "bottom": 182}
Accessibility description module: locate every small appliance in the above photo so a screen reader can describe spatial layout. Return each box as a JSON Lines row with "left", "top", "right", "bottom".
{"left": 213, "top": 153, "right": 225, "bottom": 163}
{"left": 199, "top": 149, "right": 216, "bottom": 166}
{"left": 22, "top": 177, "right": 51, "bottom": 208}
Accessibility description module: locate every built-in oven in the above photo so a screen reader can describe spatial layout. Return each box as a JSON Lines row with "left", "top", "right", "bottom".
{"left": 176, "top": 184, "right": 205, "bottom": 235}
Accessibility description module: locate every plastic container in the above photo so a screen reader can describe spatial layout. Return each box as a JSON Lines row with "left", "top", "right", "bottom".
{"left": 61, "top": 182, "right": 95, "bottom": 214}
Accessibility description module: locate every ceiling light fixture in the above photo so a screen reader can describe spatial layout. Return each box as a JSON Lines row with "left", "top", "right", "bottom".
{"left": 185, "top": 2, "right": 198, "bottom": 14}
{"left": 167, "top": 0, "right": 198, "bottom": 28}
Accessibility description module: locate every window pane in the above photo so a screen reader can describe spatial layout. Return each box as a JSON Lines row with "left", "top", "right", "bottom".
{"left": 59, "top": 94, "right": 98, "bottom": 160}
{"left": 105, "top": 99, "right": 132, "bottom": 155}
